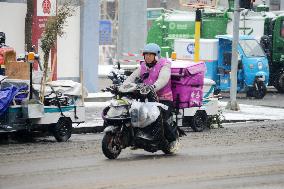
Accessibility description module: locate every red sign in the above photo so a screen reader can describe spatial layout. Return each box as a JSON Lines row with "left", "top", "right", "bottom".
{"left": 32, "top": 0, "right": 57, "bottom": 80}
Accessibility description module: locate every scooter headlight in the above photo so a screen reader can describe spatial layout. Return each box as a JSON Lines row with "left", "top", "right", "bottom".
{"left": 107, "top": 106, "right": 128, "bottom": 117}
{"left": 258, "top": 61, "right": 263, "bottom": 70}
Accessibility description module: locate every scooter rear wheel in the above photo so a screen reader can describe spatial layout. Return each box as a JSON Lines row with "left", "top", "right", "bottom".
{"left": 162, "top": 138, "right": 179, "bottom": 155}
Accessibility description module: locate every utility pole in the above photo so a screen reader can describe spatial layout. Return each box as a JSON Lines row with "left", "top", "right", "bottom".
{"left": 25, "top": 0, "right": 33, "bottom": 52}
{"left": 226, "top": 0, "right": 240, "bottom": 111}
{"left": 101, "top": 0, "right": 107, "bottom": 19}
{"left": 194, "top": 8, "right": 201, "bottom": 63}
{"left": 80, "top": 0, "right": 99, "bottom": 92}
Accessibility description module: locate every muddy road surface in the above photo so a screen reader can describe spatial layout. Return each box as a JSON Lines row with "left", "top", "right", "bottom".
{"left": 1, "top": 120, "right": 284, "bottom": 189}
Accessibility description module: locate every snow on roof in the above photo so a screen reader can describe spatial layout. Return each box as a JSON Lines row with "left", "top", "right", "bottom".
{"left": 216, "top": 35, "right": 255, "bottom": 40}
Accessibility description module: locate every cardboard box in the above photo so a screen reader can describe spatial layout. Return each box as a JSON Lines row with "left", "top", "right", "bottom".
{"left": 5, "top": 61, "right": 30, "bottom": 80}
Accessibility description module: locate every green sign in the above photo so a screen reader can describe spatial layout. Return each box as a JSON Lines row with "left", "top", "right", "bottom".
{"left": 147, "top": 8, "right": 163, "bottom": 20}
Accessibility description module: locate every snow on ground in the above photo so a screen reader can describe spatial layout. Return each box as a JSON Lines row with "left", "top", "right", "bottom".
{"left": 219, "top": 101, "right": 284, "bottom": 121}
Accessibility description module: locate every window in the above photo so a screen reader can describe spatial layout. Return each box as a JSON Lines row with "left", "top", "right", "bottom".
{"left": 281, "top": 20, "right": 284, "bottom": 38}
{"left": 239, "top": 39, "right": 266, "bottom": 57}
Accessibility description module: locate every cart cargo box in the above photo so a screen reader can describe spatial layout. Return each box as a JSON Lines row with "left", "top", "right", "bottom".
{"left": 171, "top": 60, "right": 206, "bottom": 108}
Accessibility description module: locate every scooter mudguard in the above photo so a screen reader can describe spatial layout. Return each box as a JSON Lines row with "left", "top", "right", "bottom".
{"left": 103, "top": 126, "right": 117, "bottom": 133}
{"left": 255, "top": 71, "right": 268, "bottom": 82}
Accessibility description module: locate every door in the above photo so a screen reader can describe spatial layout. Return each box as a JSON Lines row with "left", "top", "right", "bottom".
{"left": 272, "top": 17, "right": 284, "bottom": 64}
{"left": 217, "top": 38, "right": 232, "bottom": 91}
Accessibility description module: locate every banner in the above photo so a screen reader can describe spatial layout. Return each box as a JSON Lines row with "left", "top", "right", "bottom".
{"left": 32, "top": 0, "right": 57, "bottom": 80}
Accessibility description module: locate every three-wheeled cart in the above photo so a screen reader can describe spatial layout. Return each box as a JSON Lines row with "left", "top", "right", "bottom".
{"left": 171, "top": 59, "right": 220, "bottom": 132}
{"left": 0, "top": 79, "right": 85, "bottom": 142}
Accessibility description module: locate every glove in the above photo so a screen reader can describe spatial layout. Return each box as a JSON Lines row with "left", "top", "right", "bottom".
{"left": 119, "top": 83, "right": 137, "bottom": 93}
{"left": 139, "top": 84, "right": 155, "bottom": 95}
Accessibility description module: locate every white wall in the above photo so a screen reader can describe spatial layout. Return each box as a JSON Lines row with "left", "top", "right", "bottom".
{"left": 57, "top": 6, "right": 81, "bottom": 79}
{"left": 0, "top": 3, "right": 26, "bottom": 53}
{"left": 0, "top": 2, "right": 81, "bottom": 80}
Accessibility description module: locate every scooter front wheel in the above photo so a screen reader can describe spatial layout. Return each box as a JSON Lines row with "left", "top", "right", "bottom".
{"left": 102, "top": 133, "right": 122, "bottom": 159}
{"left": 253, "top": 80, "right": 267, "bottom": 99}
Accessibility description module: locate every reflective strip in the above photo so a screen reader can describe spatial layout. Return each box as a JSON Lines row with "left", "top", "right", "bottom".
{"left": 122, "top": 52, "right": 143, "bottom": 57}
{"left": 44, "top": 106, "right": 75, "bottom": 113}
{"left": 203, "top": 85, "right": 215, "bottom": 99}
{"left": 112, "top": 59, "right": 142, "bottom": 63}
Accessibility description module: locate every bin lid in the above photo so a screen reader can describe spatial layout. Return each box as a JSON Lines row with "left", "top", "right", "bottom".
{"left": 171, "top": 60, "right": 206, "bottom": 75}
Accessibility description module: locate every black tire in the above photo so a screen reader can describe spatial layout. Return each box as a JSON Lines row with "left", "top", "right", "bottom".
{"left": 162, "top": 136, "right": 179, "bottom": 155}
{"left": 52, "top": 117, "right": 72, "bottom": 142}
{"left": 102, "top": 133, "right": 122, "bottom": 159}
{"left": 253, "top": 80, "right": 267, "bottom": 99}
{"left": 162, "top": 122, "right": 179, "bottom": 155}
{"left": 246, "top": 87, "right": 254, "bottom": 98}
{"left": 183, "top": 111, "right": 208, "bottom": 132}
{"left": 213, "top": 88, "right": 221, "bottom": 96}
{"left": 274, "top": 72, "right": 284, "bottom": 93}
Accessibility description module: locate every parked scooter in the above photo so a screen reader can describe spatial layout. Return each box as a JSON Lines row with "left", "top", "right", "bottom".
{"left": 222, "top": 35, "right": 268, "bottom": 99}
{"left": 101, "top": 79, "right": 180, "bottom": 159}
{"left": 174, "top": 35, "right": 269, "bottom": 99}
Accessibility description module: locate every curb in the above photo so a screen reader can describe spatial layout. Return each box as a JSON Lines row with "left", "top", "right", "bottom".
{"left": 221, "top": 119, "right": 268, "bottom": 123}
{"left": 72, "top": 126, "right": 104, "bottom": 134}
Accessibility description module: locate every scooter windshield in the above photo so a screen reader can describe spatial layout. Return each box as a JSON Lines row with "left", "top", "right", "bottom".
{"left": 239, "top": 39, "right": 266, "bottom": 57}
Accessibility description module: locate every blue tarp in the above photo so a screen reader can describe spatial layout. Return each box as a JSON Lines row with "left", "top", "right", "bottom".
{"left": 0, "top": 86, "right": 20, "bottom": 116}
